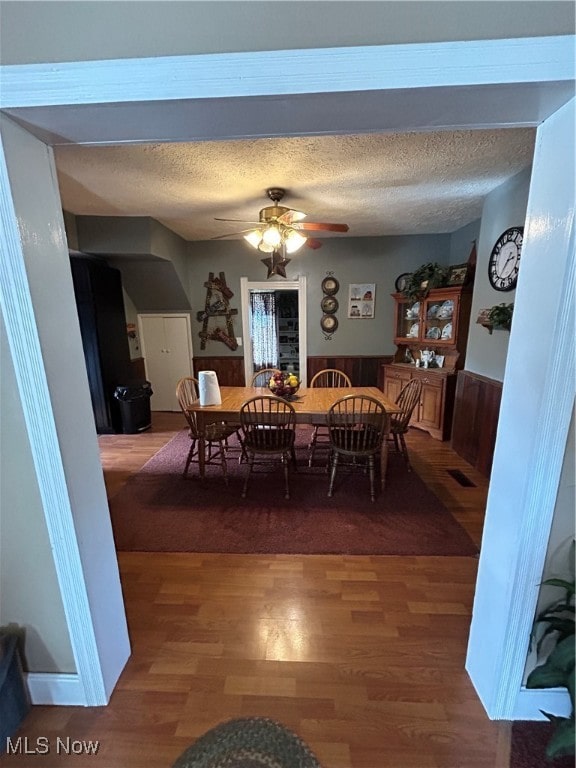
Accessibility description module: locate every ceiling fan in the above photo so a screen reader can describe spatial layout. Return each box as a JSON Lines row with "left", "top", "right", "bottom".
{"left": 213, "top": 188, "right": 349, "bottom": 253}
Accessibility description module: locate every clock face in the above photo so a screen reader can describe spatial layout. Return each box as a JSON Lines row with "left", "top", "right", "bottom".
{"left": 395, "top": 272, "right": 411, "bottom": 293}
{"left": 488, "top": 227, "right": 523, "bottom": 291}
{"left": 320, "top": 295, "right": 339, "bottom": 314}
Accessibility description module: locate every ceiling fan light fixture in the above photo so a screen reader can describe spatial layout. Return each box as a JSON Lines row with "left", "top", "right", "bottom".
{"left": 218, "top": 188, "right": 348, "bottom": 253}
{"left": 244, "top": 230, "right": 263, "bottom": 249}
{"left": 284, "top": 228, "right": 307, "bottom": 253}
{"left": 262, "top": 224, "right": 282, "bottom": 248}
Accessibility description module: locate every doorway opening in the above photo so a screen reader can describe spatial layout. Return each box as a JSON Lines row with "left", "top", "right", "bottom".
{"left": 240, "top": 276, "right": 308, "bottom": 387}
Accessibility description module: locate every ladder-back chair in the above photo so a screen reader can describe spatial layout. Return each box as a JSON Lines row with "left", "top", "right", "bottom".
{"left": 389, "top": 378, "right": 422, "bottom": 469}
{"left": 308, "top": 369, "right": 352, "bottom": 466}
{"left": 239, "top": 395, "right": 297, "bottom": 500}
{"left": 176, "top": 376, "right": 239, "bottom": 482}
{"left": 327, "top": 394, "right": 388, "bottom": 502}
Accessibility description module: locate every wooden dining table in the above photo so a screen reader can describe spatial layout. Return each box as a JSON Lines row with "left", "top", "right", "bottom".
{"left": 187, "top": 386, "right": 401, "bottom": 488}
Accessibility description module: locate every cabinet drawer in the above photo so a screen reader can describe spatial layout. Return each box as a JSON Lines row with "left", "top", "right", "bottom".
{"left": 384, "top": 366, "right": 412, "bottom": 383}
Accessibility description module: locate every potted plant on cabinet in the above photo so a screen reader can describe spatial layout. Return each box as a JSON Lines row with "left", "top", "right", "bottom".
{"left": 402, "top": 262, "right": 448, "bottom": 300}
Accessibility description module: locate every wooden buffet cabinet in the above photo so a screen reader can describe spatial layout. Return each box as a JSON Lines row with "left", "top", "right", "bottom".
{"left": 382, "top": 286, "right": 472, "bottom": 441}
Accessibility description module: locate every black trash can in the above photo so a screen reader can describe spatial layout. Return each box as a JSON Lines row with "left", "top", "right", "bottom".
{"left": 113, "top": 381, "right": 153, "bottom": 434}
{"left": 0, "top": 634, "right": 31, "bottom": 752}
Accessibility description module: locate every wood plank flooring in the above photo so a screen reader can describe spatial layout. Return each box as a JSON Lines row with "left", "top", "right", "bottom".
{"left": 1, "top": 414, "right": 513, "bottom": 768}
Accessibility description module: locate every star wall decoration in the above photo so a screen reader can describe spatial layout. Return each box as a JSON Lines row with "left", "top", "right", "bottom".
{"left": 261, "top": 251, "right": 291, "bottom": 278}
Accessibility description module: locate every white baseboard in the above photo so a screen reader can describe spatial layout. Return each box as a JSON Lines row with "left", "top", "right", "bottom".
{"left": 513, "top": 687, "right": 572, "bottom": 720}
{"left": 26, "top": 673, "right": 86, "bottom": 706}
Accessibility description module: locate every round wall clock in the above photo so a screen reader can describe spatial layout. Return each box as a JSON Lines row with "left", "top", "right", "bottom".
{"left": 320, "top": 314, "right": 338, "bottom": 333}
{"left": 321, "top": 276, "right": 339, "bottom": 295}
{"left": 488, "top": 227, "right": 523, "bottom": 291}
{"left": 395, "top": 272, "right": 411, "bottom": 293}
{"left": 320, "top": 295, "right": 339, "bottom": 314}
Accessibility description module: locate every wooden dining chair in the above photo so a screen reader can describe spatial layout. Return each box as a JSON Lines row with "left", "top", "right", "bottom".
{"left": 308, "top": 368, "right": 352, "bottom": 466}
{"left": 176, "top": 376, "right": 239, "bottom": 482}
{"left": 388, "top": 379, "right": 422, "bottom": 469}
{"left": 239, "top": 395, "right": 297, "bottom": 500}
{"left": 250, "top": 368, "right": 281, "bottom": 387}
{"left": 327, "top": 394, "right": 387, "bottom": 502}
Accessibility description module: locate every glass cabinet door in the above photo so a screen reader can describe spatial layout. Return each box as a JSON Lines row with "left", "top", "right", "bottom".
{"left": 423, "top": 295, "right": 458, "bottom": 344}
{"left": 395, "top": 299, "right": 421, "bottom": 342}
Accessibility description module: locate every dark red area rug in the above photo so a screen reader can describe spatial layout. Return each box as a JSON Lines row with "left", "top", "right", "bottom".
{"left": 510, "top": 721, "right": 574, "bottom": 768}
{"left": 109, "top": 427, "right": 478, "bottom": 555}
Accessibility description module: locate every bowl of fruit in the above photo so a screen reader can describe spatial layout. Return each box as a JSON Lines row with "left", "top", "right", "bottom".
{"left": 269, "top": 371, "right": 300, "bottom": 399}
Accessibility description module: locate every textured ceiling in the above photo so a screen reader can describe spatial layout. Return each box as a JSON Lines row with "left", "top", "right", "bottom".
{"left": 54, "top": 128, "right": 536, "bottom": 241}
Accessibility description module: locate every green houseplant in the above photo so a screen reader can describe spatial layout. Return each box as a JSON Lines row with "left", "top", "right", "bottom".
{"left": 487, "top": 302, "right": 514, "bottom": 331}
{"left": 402, "top": 262, "right": 448, "bottom": 300}
{"left": 526, "top": 573, "right": 575, "bottom": 759}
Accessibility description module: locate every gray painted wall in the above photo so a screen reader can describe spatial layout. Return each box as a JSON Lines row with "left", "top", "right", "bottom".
{"left": 449, "top": 219, "right": 481, "bottom": 266}
{"left": 187, "top": 234, "right": 452, "bottom": 358}
{"left": 541, "top": 406, "right": 575, "bottom": 584}
{"left": 465, "top": 168, "right": 531, "bottom": 381}
{"left": 77, "top": 215, "right": 192, "bottom": 312}
{"left": 1, "top": 2, "right": 573, "bottom": 64}
{"left": 0, "top": 314, "right": 76, "bottom": 673}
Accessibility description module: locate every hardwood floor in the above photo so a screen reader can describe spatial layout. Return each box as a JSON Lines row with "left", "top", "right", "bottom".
{"left": 1, "top": 414, "right": 512, "bottom": 768}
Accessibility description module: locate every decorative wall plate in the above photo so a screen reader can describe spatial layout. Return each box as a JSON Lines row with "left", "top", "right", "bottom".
{"left": 320, "top": 295, "right": 339, "bottom": 314}
{"left": 407, "top": 322, "right": 419, "bottom": 338}
{"left": 441, "top": 322, "right": 453, "bottom": 339}
{"left": 426, "top": 326, "right": 441, "bottom": 339}
{"left": 321, "top": 314, "right": 338, "bottom": 333}
{"left": 321, "top": 277, "right": 340, "bottom": 295}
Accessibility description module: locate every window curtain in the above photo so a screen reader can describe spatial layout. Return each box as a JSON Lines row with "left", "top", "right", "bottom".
{"left": 250, "top": 291, "right": 278, "bottom": 370}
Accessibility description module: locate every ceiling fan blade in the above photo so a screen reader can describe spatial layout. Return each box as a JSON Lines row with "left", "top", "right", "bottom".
{"left": 305, "top": 238, "right": 323, "bottom": 250}
{"left": 210, "top": 230, "right": 255, "bottom": 240}
{"left": 278, "top": 209, "right": 306, "bottom": 224}
{"left": 293, "top": 222, "right": 349, "bottom": 233}
{"left": 214, "top": 217, "right": 261, "bottom": 224}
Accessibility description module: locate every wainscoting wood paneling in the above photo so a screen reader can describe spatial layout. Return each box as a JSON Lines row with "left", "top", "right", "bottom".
{"left": 308, "top": 356, "right": 393, "bottom": 387}
{"left": 451, "top": 370, "right": 502, "bottom": 477}
{"left": 194, "top": 356, "right": 246, "bottom": 386}
{"left": 192, "top": 356, "right": 394, "bottom": 388}
{"left": 129, "top": 357, "right": 146, "bottom": 381}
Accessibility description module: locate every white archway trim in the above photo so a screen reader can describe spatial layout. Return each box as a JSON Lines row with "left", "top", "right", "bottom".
{"left": 2, "top": 36, "right": 573, "bottom": 108}
{"left": 0, "top": 135, "right": 105, "bottom": 706}
{"left": 240, "top": 276, "right": 307, "bottom": 387}
{"left": 26, "top": 674, "right": 85, "bottom": 707}
{"left": 466, "top": 98, "right": 575, "bottom": 719}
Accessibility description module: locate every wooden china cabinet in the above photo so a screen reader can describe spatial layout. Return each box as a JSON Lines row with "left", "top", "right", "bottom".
{"left": 382, "top": 286, "right": 472, "bottom": 440}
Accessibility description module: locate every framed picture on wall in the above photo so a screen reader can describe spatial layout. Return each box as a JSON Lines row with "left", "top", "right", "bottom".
{"left": 446, "top": 263, "right": 470, "bottom": 287}
{"left": 348, "top": 283, "right": 375, "bottom": 318}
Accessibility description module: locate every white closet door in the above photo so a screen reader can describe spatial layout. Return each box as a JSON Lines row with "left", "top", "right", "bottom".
{"left": 164, "top": 316, "right": 194, "bottom": 404}
{"left": 139, "top": 314, "right": 193, "bottom": 411}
